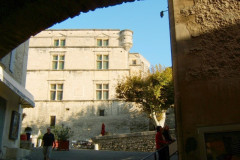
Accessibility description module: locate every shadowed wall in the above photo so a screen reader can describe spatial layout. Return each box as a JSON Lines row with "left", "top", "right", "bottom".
{"left": 168, "top": 0, "right": 240, "bottom": 159}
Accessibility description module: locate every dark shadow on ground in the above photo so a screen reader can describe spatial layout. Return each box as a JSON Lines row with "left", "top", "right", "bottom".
{"left": 28, "top": 148, "right": 154, "bottom": 160}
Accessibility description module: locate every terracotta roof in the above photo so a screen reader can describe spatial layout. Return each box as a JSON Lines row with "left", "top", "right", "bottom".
{"left": 0, "top": 0, "right": 136, "bottom": 58}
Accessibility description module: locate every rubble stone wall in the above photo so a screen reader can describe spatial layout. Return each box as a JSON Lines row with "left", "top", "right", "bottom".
{"left": 93, "top": 131, "right": 156, "bottom": 152}
{"left": 93, "top": 130, "right": 176, "bottom": 152}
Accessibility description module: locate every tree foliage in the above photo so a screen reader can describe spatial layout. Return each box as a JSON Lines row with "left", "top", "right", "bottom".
{"left": 116, "top": 65, "right": 174, "bottom": 116}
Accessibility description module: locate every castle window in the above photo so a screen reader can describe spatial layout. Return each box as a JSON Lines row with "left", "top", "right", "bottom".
{"left": 60, "top": 39, "right": 66, "bottom": 46}
{"left": 97, "top": 55, "right": 109, "bottom": 69}
{"left": 54, "top": 39, "right": 66, "bottom": 47}
{"left": 132, "top": 60, "right": 137, "bottom": 65}
{"left": 54, "top": 40, "right": 59, "bottom": 46}
{"left": 50, "top": 116, "right": 56, "bottom": 127}
{"left": 52, "top": 55, "right": 64, "bottom": 70}
{"left": 96, "top": 84, "right": 109, "bottom": 100}
{"left": 97, "top": 39, "right": 109, "bottom": 46}
{"left": 50, "top": 84, "right": 63, "bottom": 100}
{"left": 99, "top": 110, "right": 105, "bottom": 116}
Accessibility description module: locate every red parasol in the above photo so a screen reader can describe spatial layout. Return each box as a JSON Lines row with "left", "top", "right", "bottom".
{"left": 101, "top": 123, "right": 105, "bottom": 136}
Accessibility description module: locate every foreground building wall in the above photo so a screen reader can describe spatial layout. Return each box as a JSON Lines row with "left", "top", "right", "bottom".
{"left": 0, "top": 41, "right": 34, "bottom": 159}
{"left": 22, "top": 29, "right": 150, "bottom": 141}
{"left": 168, "top": 0, "right": 240, "bottom": 159}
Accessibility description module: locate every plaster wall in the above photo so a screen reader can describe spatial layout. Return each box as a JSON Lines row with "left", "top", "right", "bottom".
{"left": 168, "top": 0, "right": 240, "bottom": 159}
{"left": 0, "top": 84, "right": 22, "bottom": 158}
{"left": 0, "top": 41, "right": 29, "bottom": 85}
{"left": 0, "top": 40, "right": 30, "bottom": 159}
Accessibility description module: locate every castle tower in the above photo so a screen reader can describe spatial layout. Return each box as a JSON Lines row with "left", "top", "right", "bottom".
{"left": 120, "top": 30, "right": 133, "bottom": 51}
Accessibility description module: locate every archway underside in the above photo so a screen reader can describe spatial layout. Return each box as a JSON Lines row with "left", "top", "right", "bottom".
{"left": 0, "top": 0, "right": 136, "bottom": 58}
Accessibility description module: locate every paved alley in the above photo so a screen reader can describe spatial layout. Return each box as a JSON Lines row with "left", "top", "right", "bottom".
{"left": 27, "top": 148, "right": 178, "bottom": 160}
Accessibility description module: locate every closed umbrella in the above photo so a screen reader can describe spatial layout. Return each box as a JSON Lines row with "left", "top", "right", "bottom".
{"left": 101, "top": 123, "right": 105, "bottom": 136}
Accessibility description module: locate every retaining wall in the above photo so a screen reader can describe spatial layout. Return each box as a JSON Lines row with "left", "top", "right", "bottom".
{"left": 93, "top": 131, "right": 158, "bottom": 152}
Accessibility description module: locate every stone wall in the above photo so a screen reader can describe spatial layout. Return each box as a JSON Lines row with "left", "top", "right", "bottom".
{"left": 165, "top": 107, "right": 175, "bottom": 129}
{"left": 22, "top": 29, "right": 150, "bottom": 141}
{"left": 92, "top": 131, "right": 156, "bottom": 152}
{"left": 92, "top": 130, "right": 176, "bottom": 152}
{"left": 23, "top": 101, "right": 149, "bottom": 141}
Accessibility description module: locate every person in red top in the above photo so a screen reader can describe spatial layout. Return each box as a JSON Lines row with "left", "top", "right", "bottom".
{"left": 155, "top": 126, "right": 169, "bottom": 160}
{"left": 155, "top": 126, "right": 165, "bottom": 149}
{"left": 163, "top": 125, "right": 173, "bottom": 143}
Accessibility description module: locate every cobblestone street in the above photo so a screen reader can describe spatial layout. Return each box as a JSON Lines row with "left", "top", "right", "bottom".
{"left": 28, "top": 148, "right": 178, "bottom": 160}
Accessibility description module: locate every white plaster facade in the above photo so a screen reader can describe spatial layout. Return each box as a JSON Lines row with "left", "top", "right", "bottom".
{"left": 0, "top": 41, "right": 34, "bottom": 159}
{"left": 22, "top": 29, "right": 150, "bottom": 141}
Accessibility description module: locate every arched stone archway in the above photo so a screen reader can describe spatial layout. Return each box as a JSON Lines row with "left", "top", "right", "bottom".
{"left": 1, "top": 0, "right": 240, "bottom": 159}
{"left": 0, "top": 0, "right": 135, "bottom": 58}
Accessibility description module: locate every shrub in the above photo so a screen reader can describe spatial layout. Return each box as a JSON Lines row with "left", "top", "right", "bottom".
{"left": 52, "top": 124, "right": 73, "bottom": 141}
{"left": 24, "top": 127, "right": 32, "bottom": 132}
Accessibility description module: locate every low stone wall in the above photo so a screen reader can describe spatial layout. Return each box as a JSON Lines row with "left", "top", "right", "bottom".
{"left": 92, "top": 131, "right": 156, "bottom": 152}
{"left": 20, "top": 140, "right": 33, "bottom": 150}
{"left": 5, "top": 147, "right": 31, "bottom": 160}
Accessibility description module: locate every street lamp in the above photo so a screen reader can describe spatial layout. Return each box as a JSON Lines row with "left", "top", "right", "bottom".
{"left": 160, "top": 10, "right": 168, "bottom": 18}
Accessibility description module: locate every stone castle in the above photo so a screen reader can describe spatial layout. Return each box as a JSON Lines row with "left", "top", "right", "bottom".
{"left": 22, "top": 29, "right": 150, "bottom": 141}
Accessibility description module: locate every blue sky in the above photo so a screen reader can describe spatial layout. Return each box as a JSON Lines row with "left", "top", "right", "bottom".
{"left": 50, "top": 0, "right": 172, "bottom": 67}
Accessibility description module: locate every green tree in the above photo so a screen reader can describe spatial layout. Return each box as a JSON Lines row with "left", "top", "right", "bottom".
{"left": 116, "top": 65, "right": 174, "bottom": 126}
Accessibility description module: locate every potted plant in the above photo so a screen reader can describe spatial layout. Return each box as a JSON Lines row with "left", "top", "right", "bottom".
{"left": 53, "top": 124, "right": 73, "bottom": 151}
{"left": 24, "top": 127, "right": 32, "bottom": 141}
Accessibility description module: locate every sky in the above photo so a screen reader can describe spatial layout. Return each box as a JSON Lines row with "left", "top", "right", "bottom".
{"left": 50, "top": 0, "right": 172, "bottom": 67}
